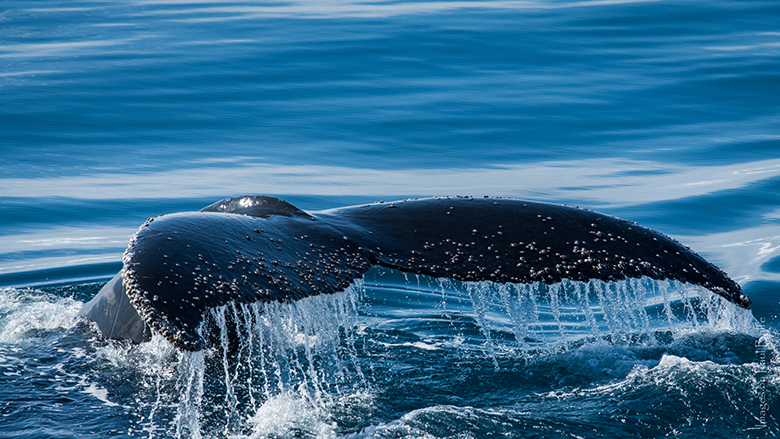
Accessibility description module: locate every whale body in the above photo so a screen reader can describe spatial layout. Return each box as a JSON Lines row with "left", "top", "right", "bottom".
{"left": 79, "top": 196, "right": 750, "bottom": 351}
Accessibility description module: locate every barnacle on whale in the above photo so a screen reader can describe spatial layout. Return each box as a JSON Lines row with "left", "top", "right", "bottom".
{"left": 80, "top": 195, "right": 749, "bottom": 351}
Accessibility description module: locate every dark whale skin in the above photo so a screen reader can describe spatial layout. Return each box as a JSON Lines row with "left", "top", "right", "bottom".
{"left": 81, "top": 196, "right": 749, "bottom": 351}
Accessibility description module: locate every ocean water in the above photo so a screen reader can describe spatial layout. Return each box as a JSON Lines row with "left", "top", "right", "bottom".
{"left": 2, "top": 0, "right": 780, "bottom": 437}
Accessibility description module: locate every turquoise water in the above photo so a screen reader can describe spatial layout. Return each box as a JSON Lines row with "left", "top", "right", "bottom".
{"left": 2, "top": 0, "right": 780, "bottom": 437}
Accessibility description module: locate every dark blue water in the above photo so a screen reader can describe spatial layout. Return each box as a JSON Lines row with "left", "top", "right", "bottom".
{"left": 2, "top": 0, "right": 780, "bottom": 437}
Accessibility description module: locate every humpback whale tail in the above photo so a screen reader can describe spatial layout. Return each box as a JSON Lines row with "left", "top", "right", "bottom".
{"left": 79, "top": 196, "right": 750, "bottom": 351}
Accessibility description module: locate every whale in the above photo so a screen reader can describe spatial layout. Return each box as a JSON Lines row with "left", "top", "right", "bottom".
{"left": 79, "top": 195, "right": 750, "bottom": 351}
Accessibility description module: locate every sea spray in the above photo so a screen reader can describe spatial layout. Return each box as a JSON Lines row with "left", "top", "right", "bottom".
{"left": 0, "top": 287, "right": 82, "bottom": 344}
{"left": 118, "top": 333, "right": 182, "bottom": 439}
{"left": 123, "top": 273, "right": 761, "bottom": 437}
{"left": 174, "top": 349, "right": 204, "bottom": 439}
{"left": 447, "top": 276, "right": 760, "bottom": 354}
{"left": 168, "top": 282, "right": 367, "bottom": 437}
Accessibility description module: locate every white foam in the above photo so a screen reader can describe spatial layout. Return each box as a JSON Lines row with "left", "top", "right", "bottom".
{"left": 0, "top": 288, "right": 82, "bottom": 344}
{"left": 82, "top": 382, "right": 120, "bottom": 407}
{"left": 247, "top": 392, "right": 337, "bottom": 439}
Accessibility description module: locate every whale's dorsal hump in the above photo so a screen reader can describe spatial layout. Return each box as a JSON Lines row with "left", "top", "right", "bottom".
{"left": 200, "top": 195, "right": 311, "bottom": 219}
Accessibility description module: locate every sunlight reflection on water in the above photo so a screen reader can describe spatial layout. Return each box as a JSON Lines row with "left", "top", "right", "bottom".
{"left": 2, "top": 157, "right": 780, "bottom": 205}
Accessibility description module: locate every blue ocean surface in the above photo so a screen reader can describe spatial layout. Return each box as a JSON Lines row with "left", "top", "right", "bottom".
{"left": 1, "top": 0, "right": 780, "bottom": 437}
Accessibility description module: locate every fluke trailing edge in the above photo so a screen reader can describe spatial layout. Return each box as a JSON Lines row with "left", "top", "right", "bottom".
{"left": 79, "top": 196, "right": 750, "bottom": 350}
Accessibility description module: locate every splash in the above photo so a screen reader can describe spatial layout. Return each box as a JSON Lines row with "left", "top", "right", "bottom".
{"left": 364, "top": 271, "right": 760, "bottom": 356}
{"left": 166, "top": 282, "right": 367, "bottom": 438}
{"left": 459, "top": 276, "right": 760, "bottom": 355}
{"left": 0, "top": 287, "right": 82, "bottom": 344}
{"left": 122, "top": 273, "right": 761, "bottom": 437}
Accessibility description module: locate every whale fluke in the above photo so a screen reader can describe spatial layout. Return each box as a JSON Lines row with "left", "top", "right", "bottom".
{"left": 79, "top": 196, "right": 750, "bottom": 351}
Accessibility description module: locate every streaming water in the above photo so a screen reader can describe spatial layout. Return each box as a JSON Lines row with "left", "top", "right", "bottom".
{"left": 0, "top": 266, "right": 777, "bottom": 437}
{"left": 136, "top": 283, "right": 367, "bottom": 438}
{"left": 52, "top": 272, "right": 759, "bottom": 438}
